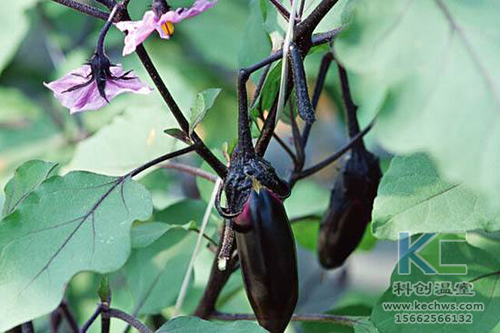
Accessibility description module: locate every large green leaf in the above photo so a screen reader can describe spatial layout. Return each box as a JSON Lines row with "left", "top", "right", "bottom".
{"left": 64, "top": 105, "right": 180, "bottom": 177}
{"left": 371, "top": 239, "right": 500, "bottom": 332}
{"left": 0, "top": 171, "right": 152, "bottom": 331}
{"left": 335, "top": 0, "right": 500, "bottom": 209}
{"left": 2, "top": 160, "right": 58, "bottom": 217}
{"left": 156, "top": 316, "right": 267, "bottom": 333}
{"left": 372, "top": 154, "right": 500, "bottom": 240}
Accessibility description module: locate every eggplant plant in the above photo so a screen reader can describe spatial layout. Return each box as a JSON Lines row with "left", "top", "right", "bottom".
{"left": 1, "top": 0, "right": 500, "bottom": 333}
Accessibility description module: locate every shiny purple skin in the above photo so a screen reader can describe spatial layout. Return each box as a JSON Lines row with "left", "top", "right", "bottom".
{"left": 318, "top": 147, "right": 381, "bottom": 269}
{"left": 235, "top": 189, "right": 298, "bottom": 333}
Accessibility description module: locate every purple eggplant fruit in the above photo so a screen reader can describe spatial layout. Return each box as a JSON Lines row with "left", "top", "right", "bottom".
{"left": 235, "top": 188, "right": 298, "bottom": 333}
{"left": 318, "top": 146, "right": 381, "bottom": 269}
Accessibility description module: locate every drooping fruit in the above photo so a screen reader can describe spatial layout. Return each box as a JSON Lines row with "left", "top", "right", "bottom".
{"left": 235, "top": 189, "right": 298, "bottom": 333}
{"left": 317, "top": 147, "right": 381, "bottom": 269}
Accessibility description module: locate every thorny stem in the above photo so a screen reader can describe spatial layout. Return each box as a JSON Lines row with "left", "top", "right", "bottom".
{"left": 210, "top": 312, "right": 362, "bottom": 326}
{"left": 108, "top": 308, "right": 152, "bottom": 333}
{"left": 79, "top": 306, "right": 102, "bottom": 333}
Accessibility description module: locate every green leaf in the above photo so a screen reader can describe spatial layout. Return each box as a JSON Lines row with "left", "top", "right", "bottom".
{"left": 65, "top": 105, "right": 181, "bottom": 177}
{"left": 164, "top": 128, "right": 193, "bottom": 145}
{"left": 372, "top": 154, "right": 500, "bottom": 240}
{"left": 371, "top": 239, "right": 500, "bottom": 332}
{"left": 0, "top": 0, "right": 38, "bottom": 74}
{"left": 120, "top": 228, "right": 195, "bottom": 315}
{"left": 0, "top": 171, "right": 152, "bottom": 331}
{"left": 335, "top": 0, "right": 500, "bottom": 210}
{"left": 130, "top": 222, "right": 173, "bottom": 249}
{"left": 189, "top": 88, "right": 221, "bottom": 135}
{"left": 2, "top": 160, "right": 58, "bottom": 217}
{"left": 156, "top": 316, "right": 267, "bottom": 333}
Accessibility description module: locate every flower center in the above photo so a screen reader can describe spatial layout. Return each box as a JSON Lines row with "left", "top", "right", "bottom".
{"left": 161, "top": 21, "right": 175, "bottom": 38}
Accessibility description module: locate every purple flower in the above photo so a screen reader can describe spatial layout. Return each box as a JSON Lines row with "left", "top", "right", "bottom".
{"left": 115, "top": 0, "right": 218, "bottom": 56}
{"left": 44, "top": 54, "right": 152, "bottom": 114}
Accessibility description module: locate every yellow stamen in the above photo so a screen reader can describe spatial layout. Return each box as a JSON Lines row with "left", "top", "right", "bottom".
{"left": 161, "top": 21, "right": 175, "bottom": 38}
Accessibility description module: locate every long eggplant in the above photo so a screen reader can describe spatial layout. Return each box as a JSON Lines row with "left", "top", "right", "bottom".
{"left": 235, "top": 189, "right": 298, "bottom": 333}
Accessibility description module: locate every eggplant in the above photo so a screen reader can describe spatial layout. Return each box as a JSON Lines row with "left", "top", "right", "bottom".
{"left": 235, "top": 189, "right": 298, "bottom": 333}
{"left": 317, "top": 147, "right": 381, "bottom": 269}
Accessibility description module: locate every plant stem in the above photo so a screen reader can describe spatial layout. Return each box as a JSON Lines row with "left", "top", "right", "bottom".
{"left": 50, "top": 0, "right": 109, "bottom": 20}
{"left": 161, "top": 162, "right": 218, "bottom": 183}
{"left": 269, "top": 0, "right": 290, "bottom": 21}
{"left": 21, "top": 323, "right": 34, "bottom": 333}
{"left": 337, "top": 64, "right": 361, "bottom": 136}
{"left": 296, "top": 0, "right": 339, "bottom": 44}
{"left": 210, "top": 312, "right": 360, "bottom": 326}
{"left": 293, "top": 119, "right": 375, "bottom": 181}
{"left": 130, "top": 40, "right": 227, "bottom": 178}
{"left": 79, "top": 306, "right": 102, "bottom": 333}
{"left": 193, "top": 239, "right": 238, "bottom": 318}
{"left": 108, "top": 309, "right": 152, "bottom": 333}
{"left": 96, "top": 5, "right": 118, "bottom": 57}
{"left": 95, "top": 0, "right": 116, "bottom": 10}
{"left": 128, "top": 146, "right": 197, "bottom": 178}
{"left": 50, "top": 310, "right": 61, "bottom": 333}
{"left": 302, "top": 52, "right": 333, "bottom": 147}
{"left": 58, "top": 302, "right": 79, "bottom": 333}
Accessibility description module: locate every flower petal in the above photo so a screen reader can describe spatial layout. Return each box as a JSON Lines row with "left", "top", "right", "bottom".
{"left": 156, "top": 0, "right": 218, "bottom": 38}
{"left": 115, "top": 11, "right": 158, "bottom": 56}
{"left": 106, "top": 65, "right": 153, "bottom": 99}
{"left": 44, "top": 64, "right": 152, "bottom": 114}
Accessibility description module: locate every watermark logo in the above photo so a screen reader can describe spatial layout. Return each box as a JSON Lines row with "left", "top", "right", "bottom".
{"left": 398, "top": 232, "right": 467, "bottom": 275}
